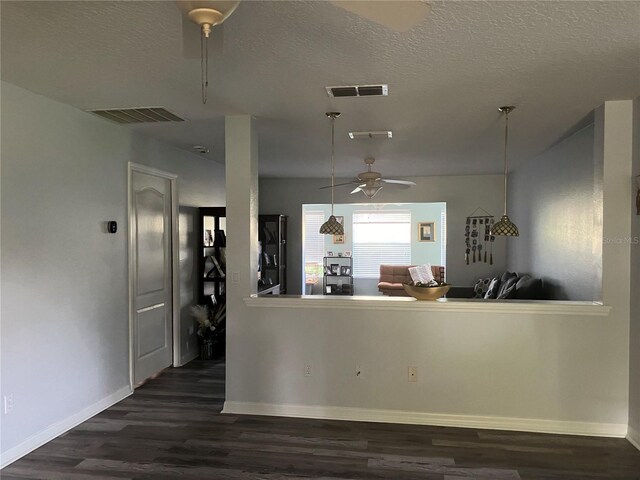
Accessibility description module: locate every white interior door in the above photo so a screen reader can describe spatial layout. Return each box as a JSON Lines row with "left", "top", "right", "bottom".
{"left": 131, "top": 170, "right": 173, "bottom": 385}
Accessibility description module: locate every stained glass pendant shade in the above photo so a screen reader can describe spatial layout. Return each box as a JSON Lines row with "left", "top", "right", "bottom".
{"left": 490, "top": 106, "right": 519, "bottom": 237}
{"left": 320, "top": 112, "right": 345, "bottom": 236}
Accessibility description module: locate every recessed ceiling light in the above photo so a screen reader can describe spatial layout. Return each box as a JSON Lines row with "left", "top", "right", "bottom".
{"left": 348, "top": 131, "right": 393, "bottom": 139}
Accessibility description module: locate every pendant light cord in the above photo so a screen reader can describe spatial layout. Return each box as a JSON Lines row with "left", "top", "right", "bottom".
{"left": 330, "top": 115, "right": 335, "bottom": 216}
{"left": 503, "top": 110, "right": 509, "bottom": 216}
{"left": 201, "top": 29, "right": 209, "bottom": 104}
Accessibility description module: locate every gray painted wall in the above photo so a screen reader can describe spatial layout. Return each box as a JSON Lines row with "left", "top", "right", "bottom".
{"left": 629, "top": 97, "right": 640, "bottom": 441}
{"left": 0, "top": 82, "right": 225, "bottom": 459}
{"left": 507, "top": 123, "right": 602, "bottom": 300}
{"left": 259, "top": 176, "right": 507, "bottom": 295}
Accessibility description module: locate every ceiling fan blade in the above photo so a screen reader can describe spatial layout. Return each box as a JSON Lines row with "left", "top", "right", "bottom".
{"left": 329, "top": 1, "right": 431, "bottom": 32}
{"left": 382, "top": 179, "right": 417, "bottom": 186}
{"left": 318, "top": 181, "right": 360, "bottom": 190}
{"left": 350, "top": 185, "right": 366, "bottom": 194}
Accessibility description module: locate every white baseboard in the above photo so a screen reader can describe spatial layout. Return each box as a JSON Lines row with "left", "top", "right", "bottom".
{"left": 222, "top": 401, "right": 627, "bottom": 438}
{"left": 179, "top": 348, "right": 199, "bottom": 367}
{"left": 627, "top": 425, "right": 640, "bottom": 451}
{"left": 0, "top": 385, "right": 132, "bottom": 469}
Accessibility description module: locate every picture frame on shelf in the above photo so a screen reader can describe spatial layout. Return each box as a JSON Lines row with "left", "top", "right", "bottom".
{"left": 340, "top": 266, "right": 351, "bottom": 276}
{"left": 344, "top": 251, "right": 352, "bottom": 257}
{"left": 330, "top": 264, "right": 340, "bottom": 275}
{"left": 327, "top": 251, "right": 334, "bottom": 257}
{"left": 418, "top": 222, "right": 436, "bottom": 242}
{"left": 324, "top": 266, "right": 332, "bottom": 275}
{"left": 325, "top": 285, "right": 334, "bottom": 294}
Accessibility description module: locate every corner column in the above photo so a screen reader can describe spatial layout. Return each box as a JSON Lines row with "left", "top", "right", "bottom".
{"left": 224, "top": 115, "right": 258, "bottom": 399}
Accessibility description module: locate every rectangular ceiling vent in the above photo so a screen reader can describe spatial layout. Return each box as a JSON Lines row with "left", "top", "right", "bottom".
{"left": 349, "top": 131, "right": 393, "bottom": 139}
{"left": 326, "top": 84, "right": 388, "bottom": 98}
{"left": 87, "top": 107, "right": 185, "bottom": 124}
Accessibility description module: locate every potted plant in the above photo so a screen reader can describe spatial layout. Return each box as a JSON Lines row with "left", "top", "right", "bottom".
{"left": 190, "top": 304, "right": 226, "bottom": 359}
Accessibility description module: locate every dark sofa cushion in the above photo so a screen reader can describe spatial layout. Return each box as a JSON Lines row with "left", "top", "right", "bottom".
{"left": 515, "top": 275, "right": 543, "bottom": 300}
{"left": 496, "top": 276, "right": 519, "bottom": 299}
{"left": 501, "top": 271, "right": 517, "bottom": 283}
{"left": 484, "top": 277, "right": 501, "bottom": 299}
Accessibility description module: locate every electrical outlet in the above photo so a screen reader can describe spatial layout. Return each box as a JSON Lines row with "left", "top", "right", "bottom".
{"left": 355, "top": 363, "right": 364, "bottom": 379}
{"left": 408, "top": 366, "right": 418, "bottom": 382}
{"left": 304, "top": 363, "right": 312, "bottom": 377}
{"left": 3, "top": 394, "right": 13, "bottom": 414}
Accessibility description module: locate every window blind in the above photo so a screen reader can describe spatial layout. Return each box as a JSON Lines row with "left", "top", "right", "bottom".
{"left": 352, "top": 211, "right": 411, "bottom": 278}
{"left": 303, "top": 211, "right": 325, "bottom": 272}
{"left": 440, "top": 209, "right": 447, "bottom": 270}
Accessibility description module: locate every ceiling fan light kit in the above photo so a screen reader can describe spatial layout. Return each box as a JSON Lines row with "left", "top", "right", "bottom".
{"left": 490, "top": 106, "right": 519, "bottom": 237}
{"left": 320, "top": 112, "right": 345, "bottom": 236}
{"left": 361, "top": 183, "right": 383, "bottom": 198}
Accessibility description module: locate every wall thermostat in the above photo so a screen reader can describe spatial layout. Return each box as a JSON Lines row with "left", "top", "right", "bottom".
{"left": 107, "top": 221, "right": 117, "bottom": 234}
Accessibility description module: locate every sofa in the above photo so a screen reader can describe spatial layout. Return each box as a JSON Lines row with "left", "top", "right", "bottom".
{"left": 378, "top": 265, "right": 446, "bottom": 296}
{"left": 447, "top": 271, "right": 544, "bottom": 300}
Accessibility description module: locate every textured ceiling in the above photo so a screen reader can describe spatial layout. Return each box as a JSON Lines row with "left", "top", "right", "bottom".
{"left": 2, "top": 1, "right": 639, "bottom": 178}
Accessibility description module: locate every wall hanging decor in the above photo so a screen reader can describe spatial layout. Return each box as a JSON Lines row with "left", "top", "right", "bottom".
{"left": 418, "top": 222, "right": 436, "bottom": 242}
{"left": 465, "top": 207, "right": 495, "bottom": 265}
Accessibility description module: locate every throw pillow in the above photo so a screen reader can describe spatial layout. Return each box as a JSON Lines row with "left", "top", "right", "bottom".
{"left": 497, "top": 276, "right": 519, "bottom": 299}
{"left": 484, "top": 277, "right": 501, "bottom": 299}
{"left": 501, "top": 271, "right": 517, "bottom": 283}
{"left": 515, "top": 276, "right": 543, "bottom": 300}
{"left": 473, "top": 278, "right": 491, "bottom": 299}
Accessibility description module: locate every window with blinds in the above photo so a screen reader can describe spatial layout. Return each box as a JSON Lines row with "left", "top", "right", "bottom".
{"left": 440, "top": 209, "right": 447, "bottom": 268}
{"left": 303, "top": 211, "right": 325, "bottom": 281}
{"left": 352, "top": 211, "right": 411, "bottom": 278}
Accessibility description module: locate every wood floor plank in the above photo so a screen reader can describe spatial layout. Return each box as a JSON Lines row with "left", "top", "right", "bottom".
{"left": 2, "top": 359, "right": 639, "bottom": 479}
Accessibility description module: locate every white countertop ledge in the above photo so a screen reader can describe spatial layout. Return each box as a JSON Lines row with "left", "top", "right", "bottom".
{"left": 243, "top": 295, "right": 611, "bottom": 316}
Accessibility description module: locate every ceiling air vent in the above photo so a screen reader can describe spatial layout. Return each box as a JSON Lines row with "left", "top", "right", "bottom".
{"left": 326, "top": 84, "right": 388, "bottom": 98}
{"left": 349, "top": 131, "right": 393, "bottom": 139}
{"left": 87, "top": 107, "right": 185, "bottom": 124}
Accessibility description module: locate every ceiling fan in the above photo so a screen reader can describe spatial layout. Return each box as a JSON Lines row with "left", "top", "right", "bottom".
{"left": 320, "top": 157, "right": 416, "bottom": 198}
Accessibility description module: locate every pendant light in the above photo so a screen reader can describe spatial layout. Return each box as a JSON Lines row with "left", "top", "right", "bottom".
{"left": 320, "top": 112, "right": 345, "bottom": 236}
{"left": 187, "top": 2, "right": 239, "bottom": 104}
{"left": 490, "top": 106, "right": 519, "bottom": 237}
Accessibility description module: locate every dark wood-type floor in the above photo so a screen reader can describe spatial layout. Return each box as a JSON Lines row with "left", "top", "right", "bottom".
{"left": 3, "top": 359, "right": 639, "bottom": 480}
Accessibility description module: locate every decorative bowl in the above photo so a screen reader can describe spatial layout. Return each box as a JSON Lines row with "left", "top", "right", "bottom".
{"left": 402, "top": 284, "right": 451, "bottom": 301}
